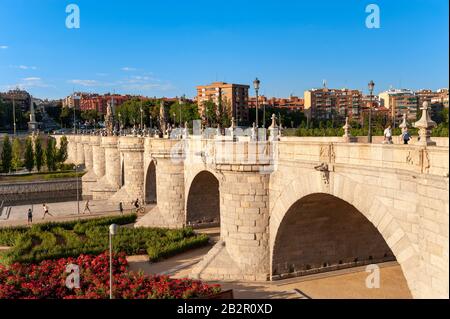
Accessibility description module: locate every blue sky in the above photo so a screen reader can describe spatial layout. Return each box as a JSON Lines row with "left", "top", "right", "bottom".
{"left": 0, "top": 0, "right": 448, "bottom": 99}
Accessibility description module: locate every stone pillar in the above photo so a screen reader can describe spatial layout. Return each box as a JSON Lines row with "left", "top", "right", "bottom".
{"left": 67, "top": 136, "right": 76, "bottom": 163}
{"left": 135, "top": 138, "right": 186, "bottom": 229}
{"left": 153, "top": 157, "right": 185, "bottom": 227}
{"left": 191, "top": 165, "right": 270, "bottom": 281}
{"left": 91, "top": 136, "right": 105, "bottom": 179}
{"left": 82, "top": 136, "right": 93, "bottom": 171}
{"left": 81, "top": 136, "right": 95, "bottom": 198}
{"left": 109, "top": 137, "right": 145, "bottom": 203}
{"left": 75, "top": 136, "right": 85, "bottom": 165}
{"left": 91, "top": 136, "right": 120, "bottom": 200}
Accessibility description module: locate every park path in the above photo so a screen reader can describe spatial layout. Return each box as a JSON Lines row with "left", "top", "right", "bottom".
{"left": 126, "top": 227, "right": 412, "bottom": 299}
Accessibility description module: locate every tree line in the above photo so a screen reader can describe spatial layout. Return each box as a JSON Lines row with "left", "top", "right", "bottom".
{"left": 0, "top": 135, "right": 68, "bottom": 173}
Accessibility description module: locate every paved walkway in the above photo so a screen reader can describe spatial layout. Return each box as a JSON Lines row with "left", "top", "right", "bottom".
{"left": 127, "top": 227, "right": 412, "bottom": 299}
{"left": 0, "top": 200, "right": 147, "bottom": 227}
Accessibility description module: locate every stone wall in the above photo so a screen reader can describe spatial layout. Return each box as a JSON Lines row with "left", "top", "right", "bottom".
{"left": 0, "top": 179, "right": 80, "bottom": 206}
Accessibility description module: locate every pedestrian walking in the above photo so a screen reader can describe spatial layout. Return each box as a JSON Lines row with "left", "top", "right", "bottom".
{"left": 42, "top": 204, "right": 53, "bottom": 219}
{"left": 401, "top": 128, "right": 411, "bottom": 145}
{"left": 27, "top": 208, "right": 33, "bottom": 225}
{"left": 83, "top": 200, "right": 92, "bottom": 214}
{"left": 383, "top": 125, "right": 393, "bottom": 144}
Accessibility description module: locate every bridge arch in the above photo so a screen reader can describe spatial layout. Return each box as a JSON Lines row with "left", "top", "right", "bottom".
{"left": 186, "top": 170, "right": 220, "bottom": 226}
{"left": 144, "top": 161, "right": 157, "bottom": 204}
{"left": 270, "top": 171, "right": 418, "bottom": 297}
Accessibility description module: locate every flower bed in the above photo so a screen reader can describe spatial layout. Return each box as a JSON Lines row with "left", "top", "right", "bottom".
{"left": 0, "top": 252, "right": 220, "bottom": 299}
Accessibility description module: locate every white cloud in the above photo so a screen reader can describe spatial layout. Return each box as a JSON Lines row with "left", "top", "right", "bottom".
{"left": 5, "top": 77, "right": 53, "bottom": 90}
{"left": 121, "top": 67, "right": 137, "bottom": 72}
{"left": 9, "top": 65, "right": 38, "bottom": 70}
{"left": 0, "top": 45, "right": 8, "bottom": 49}
{"left": 68, "top": 79, "right": 100, "bottom": 87}
{"left": 23, "top": 77, "right": 41, "bottom": 81}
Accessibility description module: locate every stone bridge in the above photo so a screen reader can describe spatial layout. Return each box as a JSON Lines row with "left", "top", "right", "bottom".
{"left": 54, "top": 134, "right": 449, "bottom": 298}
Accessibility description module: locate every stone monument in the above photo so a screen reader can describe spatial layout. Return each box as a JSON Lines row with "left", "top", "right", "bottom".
{"left": 28, "top": 97, "right": 38, "bottom": 132}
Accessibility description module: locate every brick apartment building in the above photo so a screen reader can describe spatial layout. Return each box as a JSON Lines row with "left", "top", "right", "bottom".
{"left": 378, "top": 89, "right": 419, "bottom": 123}
{"left": 196, "top": 82, "right": 250, "bottom": 124}
{"left": 249, "top": 95, "right": 304, "bottom": 111}
{"left": 0, "top": 88, "right": 32, "bottom": 112}
{"left": 304, "top": 88, "right": 363, "bottom": 121}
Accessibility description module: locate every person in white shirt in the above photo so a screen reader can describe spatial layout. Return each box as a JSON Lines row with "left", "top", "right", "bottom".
{"left": 383, "top": 125, "right": 393, "bottom": 144}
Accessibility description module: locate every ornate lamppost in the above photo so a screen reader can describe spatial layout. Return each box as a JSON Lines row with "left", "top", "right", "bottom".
{"left": 253, "top": 78, "right": 260, "bottom": 139}
{"left": 368, "top": 80, "right": 375, "bottom": 143}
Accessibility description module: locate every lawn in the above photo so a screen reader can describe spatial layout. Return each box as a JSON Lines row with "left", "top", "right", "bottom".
{"left": 0, "top": 171, "right": 85, "bottom": 183}
{"left": 0, "top": 214, "right": 209, "bottom": 265}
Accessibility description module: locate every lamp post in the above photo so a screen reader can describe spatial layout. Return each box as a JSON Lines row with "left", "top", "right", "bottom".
{"left": 73, "top": 164, "right": 80, "bottom": 215}
{"left": 109, "top": 224, "right": 118, "bottom": 299}
{"left": 253, "top": 78, "right": 260, "bottom": 138}
{"left": 368, "top": 80, "right": 375, "bottom": 143}
{"left": 12, "top": 96, "right": 16, "bottom": 136}
{"left": 179, "top": 95, "right": 185, "bottom": 127}
{"left": 140, "top": 101, "right": 144, "bottom": 131}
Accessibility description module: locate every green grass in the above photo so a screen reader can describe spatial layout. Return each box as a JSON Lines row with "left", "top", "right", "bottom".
{"left": 0, "top": 170, "right": 85, "bottom": 183}
{"left": 0, "top": 213, "right": 209, "bottom": 265}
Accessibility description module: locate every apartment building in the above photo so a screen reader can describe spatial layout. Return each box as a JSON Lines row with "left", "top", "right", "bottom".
{"left": 196, "top": 82, "right": 250, "bottom": 124}
{"left": 379, "top": 89, "right": 418, "bottom": 123}
{"left": 249, "top": 95, "right": 304, "bottom": 111}
{"left": 0, "top": 89, "right": 32, "bottom": 112}
{"left": 304, "top": 88, "right": 363, "bottom": 121}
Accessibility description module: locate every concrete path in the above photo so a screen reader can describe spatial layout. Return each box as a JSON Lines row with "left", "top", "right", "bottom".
{"left": 126, "top": 227, "right": 412, "bottom": 299}
{"left": 0, "top": 200, "right": 152, "bottom": 227}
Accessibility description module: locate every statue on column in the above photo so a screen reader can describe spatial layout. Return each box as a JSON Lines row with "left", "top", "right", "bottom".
{"left": 159, "top": 100, "right": 167, "bottom": 134}
{"left": 104, "top": 99, "right": 115, "bottom": 136}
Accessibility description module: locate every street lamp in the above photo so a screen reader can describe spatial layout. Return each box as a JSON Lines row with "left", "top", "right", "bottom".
{"left": 73, "top": 164, "right": 81, "bottom": 215}
{"left": 109, "top": 224, "right": 118, "bottom": 299}
{"left": 253, "top": 78, "right": 260, "bottom": 129}
{"left": 140, "top": 101, "right": 144, "bottom": 131}
{"left": 12, "top": 96, "right": 16, "bottom": 136}
{"left": 368, "top": 80, "right": 375, "bottom": 143}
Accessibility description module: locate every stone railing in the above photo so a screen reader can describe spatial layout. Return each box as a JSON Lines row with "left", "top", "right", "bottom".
{"left": 277, "top": 140, "right": 449, "bottom": 177}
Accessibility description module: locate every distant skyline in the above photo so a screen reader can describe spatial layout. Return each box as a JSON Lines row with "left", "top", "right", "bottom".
{"left": 0, "top": 0, "right": 448, "bottom": 100}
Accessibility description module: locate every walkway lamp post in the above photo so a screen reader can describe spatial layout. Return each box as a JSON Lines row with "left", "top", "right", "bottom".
{"left": 12, "top": 96, "right": 16, "bottom": 136}
{"left": 368, "top": 80, "right": 375, "bottom": 143}
{"left": 73, "top": 164, "right": 81, "bottom": 215}
{"left": 253, "top": 78, "right": 260, "bottom": 139}
{"left": 72, "top": 93, "right": 81, "bottom": 134}
{"left": 140, "top": 102, "right": 144, "bottom": 131}
{"left": 109, "top": 224, "right": 118, "bottom": 299}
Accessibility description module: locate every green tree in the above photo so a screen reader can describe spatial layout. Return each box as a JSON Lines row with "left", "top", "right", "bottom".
{"left": 24, "top": 137, "right": 34, "bottom": 172}
{"left": 57, "top": 136, "right": 69, "bottom": 164}
{"left": 1, "top": 135, "right": 12, "bottom": 173}
{"left": 204, "top": 100, "right": 218, "bottom": 127}
{"left": 34, "top": 137, "right": 44, "bottom": 172}
{"left": 45, "top": 138, "right": 57, "bottom": 171}
{"left": 11, "top": 138, "right": 22, "bottom": 171}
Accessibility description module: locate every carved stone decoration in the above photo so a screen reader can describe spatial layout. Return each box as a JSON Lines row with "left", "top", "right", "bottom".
{"left": 314, "top": 162, "right": 330, "bottom": 185}
{"left": 330, "top": 144, "right": 336, "bottom": 163}
{"left": 422, "top": 149, "right": 431, "bottom": 174}
{"left": 319, "top": 145, "right": 328, "bottom": 162}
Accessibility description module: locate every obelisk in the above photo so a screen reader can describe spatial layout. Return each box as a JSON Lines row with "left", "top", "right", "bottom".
{"left": 28, "top": 96, "right": 38, "bottom": 132}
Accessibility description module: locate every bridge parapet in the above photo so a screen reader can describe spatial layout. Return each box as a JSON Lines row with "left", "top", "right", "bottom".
{"left": 277, "top": 141, "right": 449, "bottom": 177}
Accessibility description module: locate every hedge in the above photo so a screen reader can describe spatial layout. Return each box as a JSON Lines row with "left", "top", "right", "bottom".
{"left": 0, "top": 213, "right": 209, "bottom": 265}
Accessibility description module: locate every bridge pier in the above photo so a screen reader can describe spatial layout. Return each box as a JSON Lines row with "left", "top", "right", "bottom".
{"left": 66, "top": 135, "right": 76, "bottom": 164}
{"left": 91, "top": 136, "right": 121, "bottom": 200}
{"left": 74, "top": 135, "right": 85, "bottom": 166}
{"left": 191, "top": 165, "right": 271, "bottom": 281}
{"left": 109, "top": 137, "right": 145, "bottom": 203}
{"left": 81, "top": 136, "right": 95, "bottom": 198}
